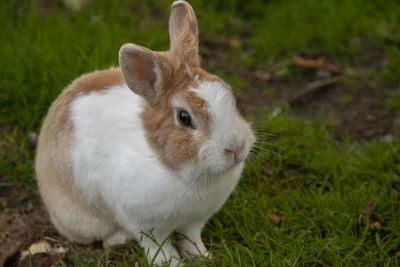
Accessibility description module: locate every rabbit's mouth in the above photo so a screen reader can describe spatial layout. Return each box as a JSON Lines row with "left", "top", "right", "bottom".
{"left": 197, "top": 134, "right": 254, "bottom": 175}
{"left": 211, "top": 161, "right": 245, "bottom": 177}
{"left": 197, "top": 152, "right": 244, "bottom": 176}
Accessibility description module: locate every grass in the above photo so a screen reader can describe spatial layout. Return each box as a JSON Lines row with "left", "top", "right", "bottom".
{"left": 251, "top": 0, "right": 400, "bottom": 62}
{"left": 1, "top": 0, "right": 400, "bottom": 266}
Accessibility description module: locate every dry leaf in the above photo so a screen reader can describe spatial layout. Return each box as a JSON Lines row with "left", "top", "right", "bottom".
{"left": 20, "top": 240, "right": 52, "bottom": 260}
{"left": 20, "top": 240, "right": 68, "bottom": 261}
{"left": 369, "top": 221, "right": 381, "bottom": 230}
{"left": 361, "top": 203, "right": 384, "bottom": 231}
{"left": 27, "top": 131, "right": 38, "bottom": 147}
{"left": 228, "top": 37, "right": 242, "bottom": 48}
{"left": 253, "top": 71, "right": 272, "bottom": 81}
{"left": 361, "top": 203, "right": 377, "bottom": 220}
{"left": 267, "top": 214, "right": 281, "bottom": 225}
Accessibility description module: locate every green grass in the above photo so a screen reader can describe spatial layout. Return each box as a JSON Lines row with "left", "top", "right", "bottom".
{"left": 251, "top": 0, "right": 400, "bottom": 61}
{"left": 1, "top": 0, "right": 400, "bottom": 266}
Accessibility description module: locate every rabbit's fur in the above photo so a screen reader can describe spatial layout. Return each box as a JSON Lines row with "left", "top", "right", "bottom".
{"left": 36, "top": 1, "right": 255, "bottom": 265}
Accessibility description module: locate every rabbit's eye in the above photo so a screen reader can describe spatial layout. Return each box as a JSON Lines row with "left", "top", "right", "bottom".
{"left": 178, "top": 110, "right": 192, "bottom": 127}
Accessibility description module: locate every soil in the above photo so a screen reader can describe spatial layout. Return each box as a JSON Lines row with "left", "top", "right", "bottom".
{"left": 0, "top": 186, "right": 67, "bottom": 266}
{"left": 238, "top": 68, "right": 398, "bottom": 140}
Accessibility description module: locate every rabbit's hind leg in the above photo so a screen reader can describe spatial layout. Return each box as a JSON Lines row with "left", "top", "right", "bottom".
{"left": 46, "top": 189, "right": 115, "bottom": 245}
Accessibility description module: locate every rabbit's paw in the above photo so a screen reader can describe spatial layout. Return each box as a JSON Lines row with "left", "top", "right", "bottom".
{"left": 103, "top": 230, "right": 132, "bottom": 248}
{"left": 147, "top": 245, "right": 182, "bottom": 267}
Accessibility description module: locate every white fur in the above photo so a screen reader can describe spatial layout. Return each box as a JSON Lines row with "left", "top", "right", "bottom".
{"left": 191, "top": 81, "right": 255, "bottom": 173}
{"left": 69, "top": 84, "right": 249, "bottom": 265}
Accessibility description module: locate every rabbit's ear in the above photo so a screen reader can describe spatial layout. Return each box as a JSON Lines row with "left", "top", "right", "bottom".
{"left": 119, "top": 44, "right": 163, "bottom": 103}
{"left": 169, "top": 1, "right": 199, "bottom": 67}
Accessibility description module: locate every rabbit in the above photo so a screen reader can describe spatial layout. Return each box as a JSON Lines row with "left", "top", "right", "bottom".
{"left": 35, "top": 1, "right": 255, "bottom": 265}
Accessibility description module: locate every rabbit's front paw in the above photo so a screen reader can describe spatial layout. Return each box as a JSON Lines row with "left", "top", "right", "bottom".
{"left": 176, "top": 222, "right": 212, "bottom": 262}
{"left": 103, "top": 230, "right": 132, "bottom": 248}
{"left": 147, "top": 245, "right": 182, "bottom": 267}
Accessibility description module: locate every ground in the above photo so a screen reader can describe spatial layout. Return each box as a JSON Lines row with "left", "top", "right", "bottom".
{"left": 1, "top": 0, "right": 400, "bottom": 266}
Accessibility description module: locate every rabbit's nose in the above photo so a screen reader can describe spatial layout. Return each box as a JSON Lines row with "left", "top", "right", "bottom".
{"left": 224, "top": 140, "right": 244, "bottom": 162}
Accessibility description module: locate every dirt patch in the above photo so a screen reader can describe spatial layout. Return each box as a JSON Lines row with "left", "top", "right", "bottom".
{"left": 294, "top": 80, "right": 395, "bottom": 140}
{"left": 0, "top": 186, "right": 38, "bottom": 212}
{"left": 0, "top": 183, "right": 117, "bottom": 266}
{"left": 0, "top": 186, "right": 70, "bottom": 266}
{"left": 0, "top": 208, "right": 57, "bottom": 266}
{"left": 255, "top": 71, "right": 397, "bottom": 140}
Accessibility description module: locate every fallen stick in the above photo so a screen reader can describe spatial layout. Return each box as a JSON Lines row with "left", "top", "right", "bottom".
{"left": 292, "top": 56, "right": 342, "bottom": 73}
{"left": 267, "top": 59, "right": 293, "bottom": 73}
{"left": 252, "top": 59, "right": 292, "bottom": 81}
{"left": 253, "top": 56, "right": 343, "bottom": 81}
{"left": 290, "top": 74, "right": 354, "bottom": 104}
{"left": 305, "top": 74, "right": 349, "bottom": 90}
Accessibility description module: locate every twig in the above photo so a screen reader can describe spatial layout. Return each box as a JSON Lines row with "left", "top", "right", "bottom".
{"left": 253, "top": 56, "right": 343, "bottom": 81}
{"left": 305, "top": 75, "right": 349, "bottom": 91}
{"left": 290, "top": 73, "right": 355, "bottom": 104}
{"left": 292, "top": 56, "right": 342, "bottom": 73}
{"left": 267, "top": 59, "right": 292, "bottom": 73}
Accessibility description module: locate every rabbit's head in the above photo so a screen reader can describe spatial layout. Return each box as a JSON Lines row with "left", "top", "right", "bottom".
{"left": 119, "top": 1, "right": 255, "bottom": 177}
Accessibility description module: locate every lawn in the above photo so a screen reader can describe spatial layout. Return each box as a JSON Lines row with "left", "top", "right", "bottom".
{"left": 1, "top": 0, "right": 400, "bottom": 266}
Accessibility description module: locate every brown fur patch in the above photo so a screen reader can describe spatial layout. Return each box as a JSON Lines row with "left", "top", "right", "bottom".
{"left": 180, "top": 90, "right": 210, "bottom": 130}
{"left": 36, "top": 67, "right": 124, "bottom": 242}
{"left": 141, "top": 104, "right": 200, "bottom": 170}
{"left": 140, "top": 62, "right": 230, "bottom": 170}
{"left": 37, "top": 67, "right": 124, "bottom": 181}
{"left": 56, "top": 67, "right": 123, "bottom": 120}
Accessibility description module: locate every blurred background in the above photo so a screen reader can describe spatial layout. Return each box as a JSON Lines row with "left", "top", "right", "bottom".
{"left": 2, "top": 0, "right": 400, "bottom": 136}
{"left": 1, "top": 0, "right": 400, "bottom": 266}
{"left": 1, "top": 0, "right": 400, "bottom": 138}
